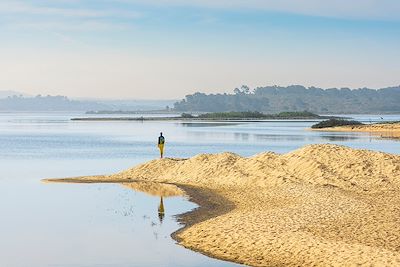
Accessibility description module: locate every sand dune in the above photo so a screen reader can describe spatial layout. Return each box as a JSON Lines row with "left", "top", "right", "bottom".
{"left": 313, "top": 122, "right": 400, "bottom": 138}
{"left": 45, "top": 144, "right": 400, "bottom": 266}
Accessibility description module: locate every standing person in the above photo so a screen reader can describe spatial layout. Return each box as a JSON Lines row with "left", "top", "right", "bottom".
{"left": 158, "top": 132, "right": 165, "bottom": 158}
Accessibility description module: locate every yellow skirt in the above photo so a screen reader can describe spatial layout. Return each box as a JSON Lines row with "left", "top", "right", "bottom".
{"left": 158, "top": 143, "right": 164, "bottom": 154}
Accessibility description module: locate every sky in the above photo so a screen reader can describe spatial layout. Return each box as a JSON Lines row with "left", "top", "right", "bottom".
{"left": 0, "top": 0, "right": 399, "bottom": 99}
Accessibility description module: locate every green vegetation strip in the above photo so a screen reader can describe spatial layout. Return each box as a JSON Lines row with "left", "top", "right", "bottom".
{"left": 311, "top": 119, "right": 364, "bottom": 129}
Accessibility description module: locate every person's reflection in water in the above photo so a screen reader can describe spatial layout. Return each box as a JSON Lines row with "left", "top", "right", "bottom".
{"left": 158, "top": 196, "right": 165, "bottom": 223}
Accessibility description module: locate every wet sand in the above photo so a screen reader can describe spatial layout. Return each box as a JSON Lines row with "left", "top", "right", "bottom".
{"left": 312, "top": 122, "right": 400, "bottom": 139}
{"left": 44, "top": 144, "right": 400, "bottom": 266}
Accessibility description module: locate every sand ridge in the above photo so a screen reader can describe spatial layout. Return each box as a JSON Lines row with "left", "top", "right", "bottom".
{"left": 45, "top": 144, "right": 400, "bottom": 266}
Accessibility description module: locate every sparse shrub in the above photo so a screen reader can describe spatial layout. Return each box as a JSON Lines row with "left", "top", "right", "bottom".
{"left": 181, "top": 113, "right": 194, "bottom": 118}
{"left": 311, "top": 119, "right": 363, "bottom": 129}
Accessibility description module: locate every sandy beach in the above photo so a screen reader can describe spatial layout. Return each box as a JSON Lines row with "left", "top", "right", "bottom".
{"left": 312, "top": 122, "right": 400, "bottom": 138}
{"left": 45, "top": 144, "right": 400, "bottom": 266}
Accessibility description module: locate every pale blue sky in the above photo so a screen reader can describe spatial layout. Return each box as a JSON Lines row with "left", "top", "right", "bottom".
{"left": 0, "top": 0, "right": 399, "bottom": 99}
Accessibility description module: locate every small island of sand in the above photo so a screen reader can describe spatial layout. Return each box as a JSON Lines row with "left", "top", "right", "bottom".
{"left": 312, "top": 121, "right": 400, "bottom": 139}
{"left": 44, "top": 144, "right": 400, "bottom": 266}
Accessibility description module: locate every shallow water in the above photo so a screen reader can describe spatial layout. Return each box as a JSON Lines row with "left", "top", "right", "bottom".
{"left": 0, "top": 160, "right": 241, "bottom": 267}
{"left": 0, "top": 112, "right": 399, "bottom": 267}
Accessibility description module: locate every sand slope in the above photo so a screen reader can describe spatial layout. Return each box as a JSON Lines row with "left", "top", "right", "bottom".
{"left": 46, "top": 144, "right": 400, "bottom": 266}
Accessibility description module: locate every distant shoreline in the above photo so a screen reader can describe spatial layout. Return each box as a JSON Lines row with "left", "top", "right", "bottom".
{"left": 72, "top": 111, "right": 343, "bottom": 121}
{"left": 71, "top": 116, "right": 338, "bottom": 122}
{"left": 85, "top": 110, "right": 178, "bottom": 115}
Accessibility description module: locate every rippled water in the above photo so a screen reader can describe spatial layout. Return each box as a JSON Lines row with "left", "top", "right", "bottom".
{"left": 0, "top": 112, "right": 399, "bottom": 267}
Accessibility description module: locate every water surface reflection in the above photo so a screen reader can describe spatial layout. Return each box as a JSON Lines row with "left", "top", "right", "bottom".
{"left": 122, "top": 181, "right": 186, "bottom": 225}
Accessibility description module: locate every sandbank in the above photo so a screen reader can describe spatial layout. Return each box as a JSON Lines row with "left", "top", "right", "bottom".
{"left": 44, "top": 144, "right": 400, "bottom": 266}
{"left": 312, "top": 122, "right": 400, "bottom": 139}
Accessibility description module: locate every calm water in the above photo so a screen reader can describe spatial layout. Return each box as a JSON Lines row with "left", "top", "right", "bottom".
{"left": 0, "top": 112, "right": 399, "bottom": 267}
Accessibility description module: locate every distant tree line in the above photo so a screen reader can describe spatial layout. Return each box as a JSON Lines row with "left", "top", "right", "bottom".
{"left": 173, "top": 85, "right": 400, "bottom": 114}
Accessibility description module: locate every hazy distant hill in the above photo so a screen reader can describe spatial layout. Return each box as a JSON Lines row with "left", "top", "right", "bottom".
{"left": 0, "top": 90, "right": 31, "bottom": 98}
{"left": 0, "top": 95, "right": 176, "bottom": 111}
{"left": 173, "top": 85, "right": 400, "bottom": 114}
{"left": 0, "top": 95, "right": 108, "bottom": 111}
{"left": 94, "top": 99, "right": 177, "bottom": 111}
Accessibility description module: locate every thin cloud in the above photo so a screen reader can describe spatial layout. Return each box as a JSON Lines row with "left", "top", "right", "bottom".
{"left": 119, "top": 0, "right": 400, "bottom": 21}
{"left": 0, "top": 1, "right": 142, "bottom": 19}
{"left": 8, "top": 20, "right": 134, "bottom": 32}
{"left": 0, "top": 1, "right": 140, "bottom": 34}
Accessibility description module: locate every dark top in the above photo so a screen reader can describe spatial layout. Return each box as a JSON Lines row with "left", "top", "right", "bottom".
{"left": 158, "top": 136, "right": 165, "bottom": 145}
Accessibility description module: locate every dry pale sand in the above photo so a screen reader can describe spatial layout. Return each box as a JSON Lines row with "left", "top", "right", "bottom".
{"left": 312, "top": 122, "right": 400, "bottom": 138}
{"left": 45, "top": 144, "right": 400, "bottom": 266}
